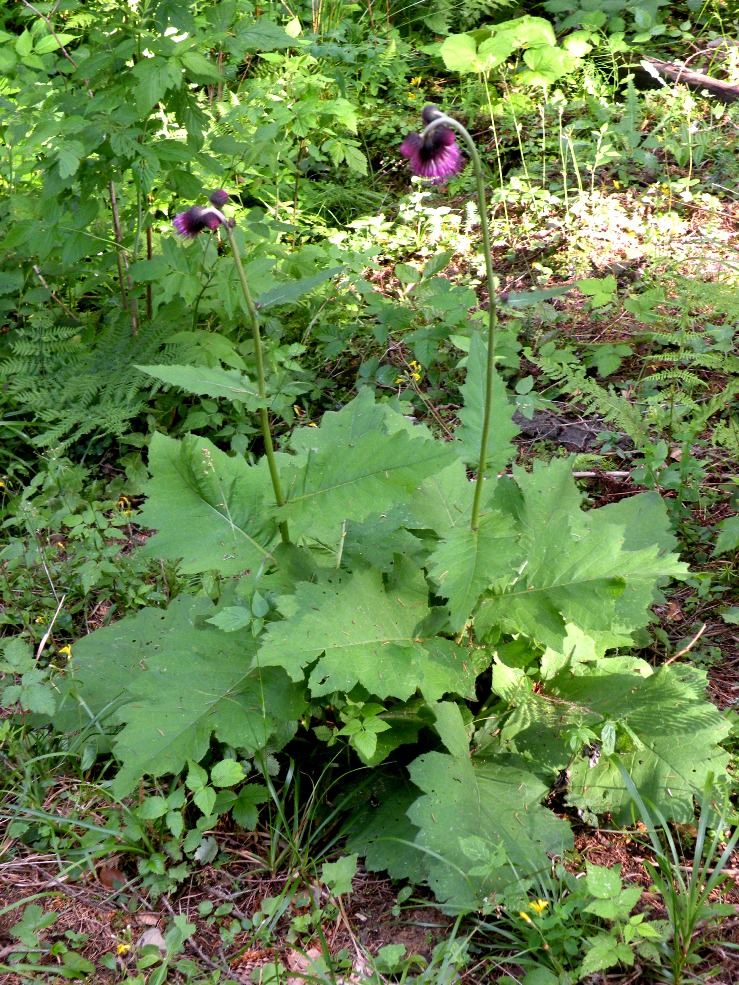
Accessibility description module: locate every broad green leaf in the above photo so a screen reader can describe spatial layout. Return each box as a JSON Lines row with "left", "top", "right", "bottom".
{"left": 194, "top": 786, "right": 217, "bottom": 816}
{"left": 3, "top": 670, "right": 56, "bottom": 716}
{"left": 205, "top": 606, "right": 252, "bottom": 632}
{"left": 233, "top": 784, "right": 268, "bottom": 829}
{"left": 136, "top": 364, "right": 262, "bottom": 409}
{"left": 240, "top": 18, "right": 295, "bottom": 51}
{"left": 137, "top": 796, "right": 169, "bottom": 820}
{"left": 407, "top": 461, "right": 474, "bottom": 537}
{"left": 714, "top": 515, "right": 739, "bottom": 556}
{"left": 456, "top": 332, "right": 519, "bottom": 473}
{"left": 139, "top": 433, "right": 276, "bottom": 575}
{"left": 52, "top": 596, "right": 305, "bottom": 797}
{"left": 476, "top": 460, "right": 688, "bottom": 651}
{"left": 519, "top": 45, "right": 579, "bottom": 88}
{"left": 506, "top": 15, "right": 557, "bottom": 48}
{"left": 180, "top": 50, "right": 222, "bottom": 80}
{"left": 407, "top": 704, "right": 573, "bottom": 910}
{"left": 427, "top": 510, "right": 522, "bottom": 631}
{"left": 256, "top": 568, "right": 478, "bottom": 702}
{"left": 287, "top": 387, "right": 388, "bottom": 456}
{"left": 35, "top": 33, "right": 79, "bottom": 55}
{"left": 255, "top": 266, "right": 343, "bottom": 310}
{"left": 579, "top": 935, "right": 633, "bottom": 977}
{"left": 342, "top": 509, "right": 424, "bottom": 572}
{"left": 476, "top": 33, "right": 518, "bottom": 71}
{"left": 279, "top": 398, "right": 457, "bottom": 540}
{"left": 210, "top": 759, "right": 246, "bottom": 787}
{"left": 132, "top": 58, "right": 179, "bottom": 115}
{"left": 346, "top": 777, "right": 427, "bottom": 885}
{"left": 557, "top": 661, "right": 731, "bottom": 823}
{"left": 321, "top": 854, "right": 358, "bottom": 896}
{"left": 57, "top": 141, "right": 85, "bottom": 179}
{"left": 439, "top": 34, "right": 478, "bottom": 74}
{"left": 186, "top": 760, "right": 208, "bottom": 791}
{"left": 343, "top": 143, "right": 368, "bottom": 175}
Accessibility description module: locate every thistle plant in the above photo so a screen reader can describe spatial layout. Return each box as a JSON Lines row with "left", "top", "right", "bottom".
{"left": 401, "top": 105, "right": 497, "bottom": 530}
{"left": 173, "top": 190, "right": 290, "bottom": 545}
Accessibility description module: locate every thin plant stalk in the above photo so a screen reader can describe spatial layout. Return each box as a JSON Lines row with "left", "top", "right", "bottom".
{"left": 109, "top": 181, "right": 138, "bottom": 336}
{"left": 145, "top": 223, "right": 153, "bottom": 320}
{"left": 482, "top": 73, "right": 511, "bottom": 232}
{"left": 221, "top": 222, "right": 290, "bottom": 544}
{"left": 422, "top": 113, "right": 497, "bottom": 530}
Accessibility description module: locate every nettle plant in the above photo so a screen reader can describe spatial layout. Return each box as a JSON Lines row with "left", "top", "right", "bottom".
{"left": 50, "top": 108, "right": 730, "bottom": 913}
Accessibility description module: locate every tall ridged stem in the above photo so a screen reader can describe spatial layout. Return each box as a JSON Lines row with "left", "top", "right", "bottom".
{"left": 223, "top": 222, "right": 290, "bottom": 545}
{"left": 422, "top": 113, "right": 497, "bottom": 531}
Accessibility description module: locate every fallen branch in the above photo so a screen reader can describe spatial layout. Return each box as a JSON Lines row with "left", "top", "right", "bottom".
{"left": 639, "top": 57, "right": 739, "bottom": 103}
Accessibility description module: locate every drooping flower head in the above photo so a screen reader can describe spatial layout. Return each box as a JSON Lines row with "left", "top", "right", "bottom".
{"left": 399, "top": 104, "right": 464, "bottom": 185}
{"left": 173, "top": 191, "right": 233, "bottom": 239}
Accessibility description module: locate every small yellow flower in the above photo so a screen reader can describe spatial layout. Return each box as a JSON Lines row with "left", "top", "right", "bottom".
{"left": 0, "top": 480, "right": 5, "bottom": 488}
{"left": 410, "top": 76, "right": 423, "bottom": 86}
{"left": 59, "top": 645, "right": 72, "bottom": 659}
{"left": 519, "top": 911, "right": 533, "bottom": 923}
{"left": 529, "top": 899, "right": 549, "bottom": 914}
{"left": 116, "top": 943, "right": 131, "bottom": 955}
{"left": 407, "top": 92, "right": 416, "bottom": 100}
{"left": 36, "top": 616, "right": 45, "bottom": 624}
{"left": 56, "top": 541, "right": 65, "bottom": 551}
{"left": 395, "top": 377, "right": 404, "bottom": 385}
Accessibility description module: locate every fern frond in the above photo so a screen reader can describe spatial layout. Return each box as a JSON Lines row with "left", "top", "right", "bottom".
{"left": 533, "top": 351, "right": 651, "bottom": 447}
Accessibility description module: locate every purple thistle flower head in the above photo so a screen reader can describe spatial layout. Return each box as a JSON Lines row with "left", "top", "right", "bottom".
{"left": 400, "top": 108, "right": 464, "bottom": 185}
{"left": 173, "top": 204, "right": 226, "bottom": 239}
{"left": 209, "top": 189, "right": 230, "bottom": 207}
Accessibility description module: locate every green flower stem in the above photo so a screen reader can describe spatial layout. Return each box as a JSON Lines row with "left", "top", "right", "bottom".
{"left": 424, "top": 115, "right": 497, "bottom": 531}
{"left": 224, "top": 223, "right": 290, "bottom": 545}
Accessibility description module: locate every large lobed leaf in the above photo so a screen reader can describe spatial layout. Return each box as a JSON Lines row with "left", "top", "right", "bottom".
{"left": 557, "top": 661, "right": 731, "bottom": 823}
{"left": 256, "top": 564, "right": 480, "bottom": 702}
{"left": 139, "top": 433, "right": 277, "bottom": 575}
{"left": 53, "top": 595, "right": 305, "bottom": 797}
{"left": 136, "top": 363, "right": 263, "bottom": 409}
{"left": 475, "top": 459, "right": 688, "bottom": 651}
{"left": 427, "top": 509, "right": 522, "bottom": 632}
{"left": 277, "top": 389, "right": 458, "bottom": 541}
{"left": 353, "top": 703, "right": 573, "bottom": 911}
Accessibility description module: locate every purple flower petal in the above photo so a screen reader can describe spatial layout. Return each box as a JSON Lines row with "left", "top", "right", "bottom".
{"left": 172, "top": 205, "right": 224, "bottom": 238}
{"left": 399, "top": 124, "right": 464, "bottom": 185}
{"left": 209, "top": 189, "right": 230, "bottom": 207}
